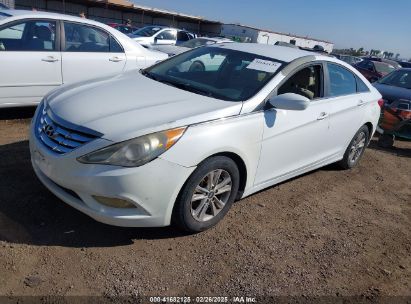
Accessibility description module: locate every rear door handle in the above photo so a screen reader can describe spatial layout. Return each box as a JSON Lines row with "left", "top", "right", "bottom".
{"left": 357, "top": 99, "right": 367, "bottom": 106}
{"left": 41, "top": 56, "right": 59, "bottom": 62}
{"left": 317, "top": 112, "right": 328, "bottom": 120}
{"left": 109, "top": 56, "right": 124, "bottom": 62}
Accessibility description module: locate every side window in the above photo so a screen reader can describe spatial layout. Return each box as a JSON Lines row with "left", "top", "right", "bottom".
{"left": 365, "top": 61, "right": 374, "bottom": 71}
{"left": 327, "top": 63, "right": 357, "bottom": 97}
{"left": 355, "top": 75, "right": 370, "bottom": 93}
{"left": 109, "top": 35, "right": 123, "bottom": 53}
{"left": 277, "top": 65, "right": 323, "bottom": 100}
{"left": 116, "top": 25, "right": 131, "bottom": 35}
{"left": 0, "top": 20, "right": 56, "bottom": 51}
{"left": 64, "top": 22, "right": 110, "bottom": 52}
{"left": 157, "top": 30, "right": 176, "bottom": 40}
{"left": 177, "top": 31, "right": 190, "bottom": 42}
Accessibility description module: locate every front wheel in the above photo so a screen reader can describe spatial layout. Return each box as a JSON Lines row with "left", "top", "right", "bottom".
{"left": 338, "top": 125, "right": 370, "bottom": 169}
{"left": 173, "top": 156, "right": 240, "bottom": 233}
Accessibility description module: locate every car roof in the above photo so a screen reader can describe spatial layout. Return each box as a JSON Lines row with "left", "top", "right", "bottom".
{"left": 213, "top": 43, "right": 318, "bottom": 63}
{"left": 0, "top": 9, "right": 108, "bottom": 27}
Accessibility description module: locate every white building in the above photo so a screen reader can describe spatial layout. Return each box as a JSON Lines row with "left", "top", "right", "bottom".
{"left": 221, "top": 24, "right": 334, "bottom": 53}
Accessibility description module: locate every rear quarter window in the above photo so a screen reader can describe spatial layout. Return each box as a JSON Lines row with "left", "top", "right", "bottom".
{"left": 355, "top": 75, "right": 370, "bottom": 93}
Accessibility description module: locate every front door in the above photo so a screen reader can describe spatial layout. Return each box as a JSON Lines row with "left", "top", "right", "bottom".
{"left": 61, "top": 22, "right": 126, "bottom": 84}
{"left": 254, "top": 64, "right": 333, "bottom": 186}
{"left": 0, "top": 19, "right": 62, "bottom": 106}
{"left": 154, "top": 29, "right": 177, "bottom": 45}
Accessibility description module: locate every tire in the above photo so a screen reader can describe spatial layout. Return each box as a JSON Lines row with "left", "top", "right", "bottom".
{"left": 378, "top": 134, "right": 394, "bottom": 148}
{"left": 173, "top": 156, "right": 240, "bottom": 233}
{"left": 338, "top": 125, "right": 370, "bottom": 169}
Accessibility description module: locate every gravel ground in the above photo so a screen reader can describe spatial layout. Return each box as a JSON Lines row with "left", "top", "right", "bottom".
{"left": 0, "top": 107, "right": 410, "bottom": 303}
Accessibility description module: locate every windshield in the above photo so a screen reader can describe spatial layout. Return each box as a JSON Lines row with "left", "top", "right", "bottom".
{"left": 378, "top": 70, "right": 411, "bottom": 89}
{"left": 180, "top": 38, "right": 216, "bottom": 49}
{"left": 143, "top": 47, "right": 284, "bottom": 102}
{"left": 374, "top": 61, "right": 396, "bottom": 75}
{"left": 131, "top": 26, "right": 162, "bottom": 37}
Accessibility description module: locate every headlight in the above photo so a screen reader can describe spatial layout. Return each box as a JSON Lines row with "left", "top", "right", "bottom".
{"left": 77, "top": 127, "right": 186, "bottom": 167}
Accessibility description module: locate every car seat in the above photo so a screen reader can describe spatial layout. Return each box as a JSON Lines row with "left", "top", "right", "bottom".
{"left": 27, "top": 25, "right": 52, "bottom": 50}
{"left": 278, "top": 68, "right": 315, "bottom": 99}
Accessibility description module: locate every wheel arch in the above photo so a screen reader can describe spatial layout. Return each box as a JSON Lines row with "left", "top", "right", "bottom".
{"left": 170, "top": 151, "right": 249, "bottom": 227}
{"left": 364, "top": 121, "right": 374, "bottom": 143}
{"left": 209, "top": 151, "right": 248, "bottom": 199}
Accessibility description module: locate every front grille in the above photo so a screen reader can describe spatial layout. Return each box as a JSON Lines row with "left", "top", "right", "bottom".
{"left": 36, "top": 104, "right": 101, "bottom": 154}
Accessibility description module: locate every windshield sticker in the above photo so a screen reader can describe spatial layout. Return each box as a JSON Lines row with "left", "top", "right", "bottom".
{"left": 246, "top": 59, "right": 282, "bottom": 73}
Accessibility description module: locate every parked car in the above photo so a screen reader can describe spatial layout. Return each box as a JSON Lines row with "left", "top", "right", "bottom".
{"left": 396, "top": 61, "right": 411, "bottom": 68}
{"left": 373, "top": 68, "right": 411, "bottom": 146}
{"left": 107, "top": 22, "right": 139, "bottom": 35}
{"left": 333, "top": 54, "right": 363, "bottom": 65}
{"left": 150, "top": 37, "right": 233, "bottom": 57}
{"left": 354, "top": 59, "right": 396, "bottom": 82}
{"left": 128, "top": 25, "right": 196, "bottom": 47}
{"left": 30, "top": 43, "right": 381, "bottom": 232}
{"left": 274, "top": 41, "right": 299, "bottom": 49}
{"left": 0, "top": 9, "right": 167, "bottom": 107}
{"left": 360, "top": 57, "right": 402, "bottom": 69}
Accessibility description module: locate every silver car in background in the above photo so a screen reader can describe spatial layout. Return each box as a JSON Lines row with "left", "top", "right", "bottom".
{"left": 150, "top": 37, "right": 233, "bottom": 57}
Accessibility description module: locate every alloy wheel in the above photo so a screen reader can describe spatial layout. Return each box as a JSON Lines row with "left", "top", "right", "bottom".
{"left": 348, "top": 131, "right": 366, "bottom": 164}
{"left": 190, "top": 169, "right": 232, "bottom": 222}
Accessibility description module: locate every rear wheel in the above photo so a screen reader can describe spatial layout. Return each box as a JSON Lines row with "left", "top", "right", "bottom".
{"left": 339, "top": 125, "right": 369, "bottom": 169}
{"left": 173, "top": 156, "right": 240, "bottom": 233}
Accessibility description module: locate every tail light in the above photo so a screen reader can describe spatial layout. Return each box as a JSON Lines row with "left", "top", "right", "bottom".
{"left": 378, "top": 98, "right": 385, "bottom": 108}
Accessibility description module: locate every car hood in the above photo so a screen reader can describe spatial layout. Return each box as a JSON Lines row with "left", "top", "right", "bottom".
{"left": 373, "top": 83, "right": 411, "bottom": 103}
{"left": 46, "top": 71, "right": 242, "bottom": 142}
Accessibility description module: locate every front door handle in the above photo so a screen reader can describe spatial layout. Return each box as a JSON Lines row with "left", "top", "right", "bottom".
{"left": 41, "top": 56, "right": 59, "bottom": 62}
{"left": 109, "top": 56, "right": 124, "bottom": 62}
{"left": 317, "top": 112, "right": 328, "bottom": 120}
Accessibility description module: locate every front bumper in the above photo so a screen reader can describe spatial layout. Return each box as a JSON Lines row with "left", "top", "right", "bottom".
{"left": 29, "top": 125, "right": 195, "bottom": 227}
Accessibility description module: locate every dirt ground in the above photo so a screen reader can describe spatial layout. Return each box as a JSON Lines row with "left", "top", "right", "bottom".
{"left": 0, "top": 107, "right": 410, "bottom": 303}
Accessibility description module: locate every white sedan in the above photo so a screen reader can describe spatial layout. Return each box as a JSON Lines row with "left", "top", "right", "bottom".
{"left": 0, "top": 9, "right": 167, "bottom": 108}
{"left": 30, "top": 43, "right": 381, "bottom": 232}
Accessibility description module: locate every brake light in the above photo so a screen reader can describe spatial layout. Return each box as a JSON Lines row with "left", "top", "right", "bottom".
{"left": 378, "top": 99, "right": 385, "bottom": 108}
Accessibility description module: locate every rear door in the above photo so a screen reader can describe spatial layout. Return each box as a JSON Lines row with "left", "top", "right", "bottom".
{"left": 325, "top": 63, "right": 370, "bottom": 156}
{"left": 61, "top": 21, "right": 126, "bottom": 84}
{"left": 0, "top": 19, "right": 62, "bottom": 106}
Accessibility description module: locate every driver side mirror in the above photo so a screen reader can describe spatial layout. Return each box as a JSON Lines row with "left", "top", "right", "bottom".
{"left": 154, "top": 36, "right": 158, "bottom": 44}
{"left": 267, "top": 93, "right": 310, "bottom": 111}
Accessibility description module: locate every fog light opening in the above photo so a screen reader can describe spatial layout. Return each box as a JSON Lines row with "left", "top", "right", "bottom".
{"left": 92, "top": 196, "right": 136, "bottom": 209}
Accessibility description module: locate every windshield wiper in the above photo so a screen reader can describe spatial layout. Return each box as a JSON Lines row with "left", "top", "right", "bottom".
{"left": 164, "top": 81, "right": 227, "bottom": 100}
{"left": 141, "top": 72, "right": 229, "bottom": 100}
{"left": 140, "top": 69, "right": 158, "bottom": 81}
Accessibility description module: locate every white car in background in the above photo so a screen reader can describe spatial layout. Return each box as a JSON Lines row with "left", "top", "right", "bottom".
{"left": 30, "top": 44, "right": 381, "bottom": 232}
{"left": 150, "top": 37, "right": 233, "bottom": 57}
{"left": 151, "top": 37, "right": 233, "bottom": 72}
{"left": 0, "top": 9, "right": 167, "bottom": 108}
{"left": 128, "top": 25, "right": 196, "bottom": 47}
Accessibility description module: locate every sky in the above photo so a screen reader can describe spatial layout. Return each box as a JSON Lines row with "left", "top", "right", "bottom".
{"left": 131, "top": 0, "right": 411, "bottom": 59}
